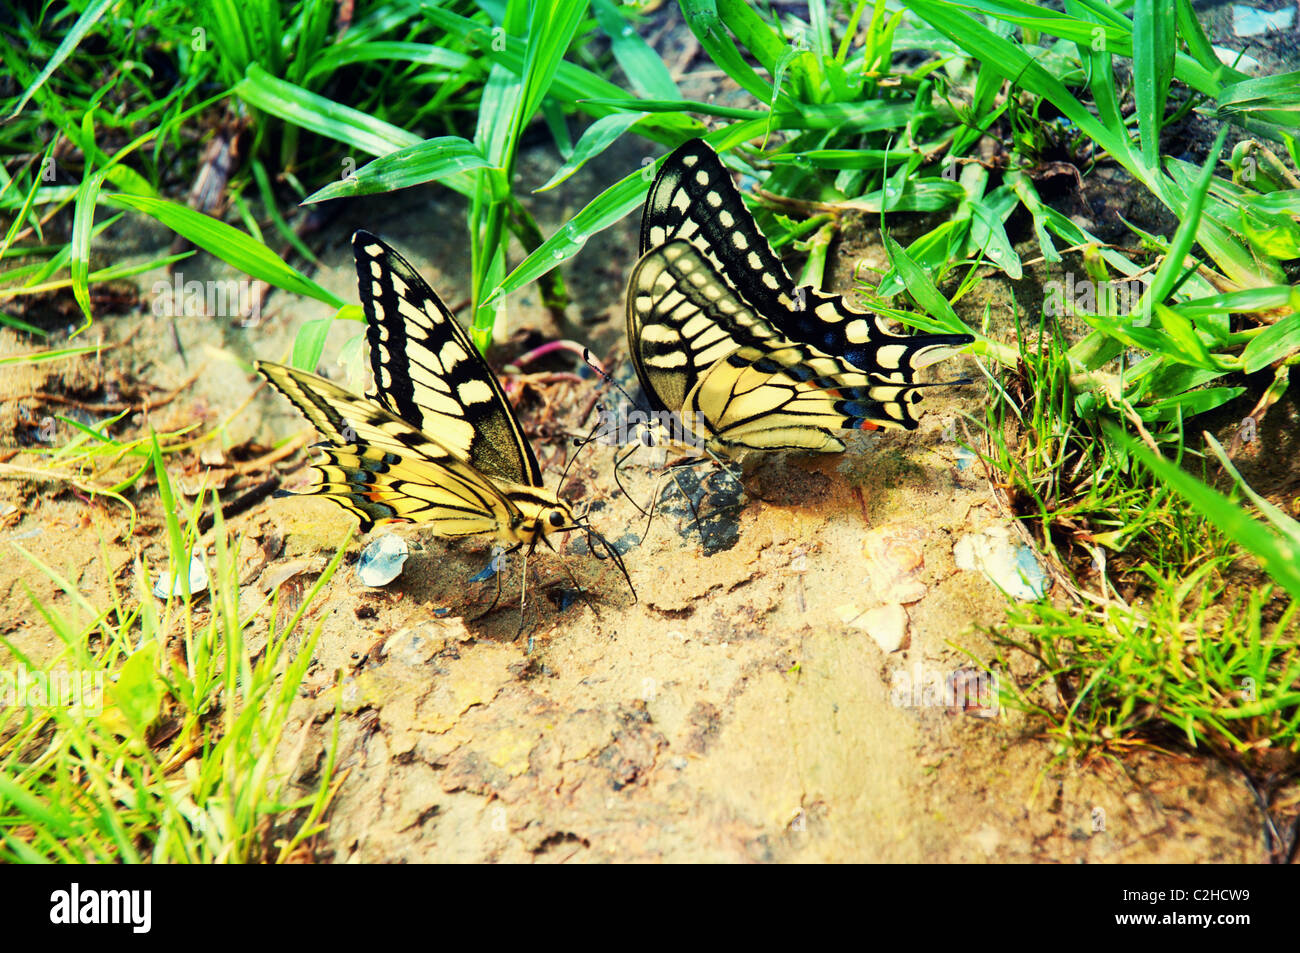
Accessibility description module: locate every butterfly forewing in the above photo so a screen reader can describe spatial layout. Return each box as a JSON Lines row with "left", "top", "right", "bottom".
{"left": 640, "top": 139, "right": 974, "bottom": 378}
{"left": 259, "top": 359, "right": 462, "bottom": 463}
{"left": 353, "top": 230, "right": 542, "bottom": 488}
{"left": 641, "top": 139, "right": 796, "bottom": 300}
{"left": 628, "top": 239, "right": 949, "bottom": 452}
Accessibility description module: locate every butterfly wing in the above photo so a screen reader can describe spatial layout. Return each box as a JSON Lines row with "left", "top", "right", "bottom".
{"left": 256, "top": 359, "right": 539, "bottom": 535}
{"left": 353, "top": 230, "right": 543, "bottom": 488}
{"left": 627, "top": 238, "right": 772, "bottom": 418}
{"left": 641, "top": 139, "right": 795, "bottom": 289}
{"left": 640, "top": 139, "right": 974, "bottom": 376}
{"left": 628, "top": 240, "right": 961, "bottom": 452}
{"left": 684, "top": 345, "right": 948, "bottom": 453}
{"left": 303, "top": 445, "right": 522, "bottom": 537}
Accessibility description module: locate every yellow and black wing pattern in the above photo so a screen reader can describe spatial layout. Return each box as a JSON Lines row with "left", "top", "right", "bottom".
{"left": 353, "top": 230, "right": 541, "bottom": 487}
{"left": 255, "top": 363, "right": 557, "bottom": 537}
{"left": 629, "top": 139, "right": 973, "bottom": 453}
{"left": 628, "top": 238, "right": 959, "bottom": 453}
{"left": 256, "top": 233, "right": 575, "bottom": 544}
{"left": 638, "top": 138, "right": 974, "bottom": 379}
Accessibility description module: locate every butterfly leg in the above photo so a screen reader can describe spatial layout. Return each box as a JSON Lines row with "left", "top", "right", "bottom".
{"left": 472, "top": 542, "right": 521, "bottom": 623}
{"left": 635, "top": 466, "right": 670, "bottom": 549}
{"left": 702, "top": 445, "right": 746, "bottom": 502}
{"left": 612, "top": 441, "right": 653, "bottom": 517}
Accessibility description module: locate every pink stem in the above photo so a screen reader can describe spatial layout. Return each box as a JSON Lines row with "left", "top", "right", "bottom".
{"left": 508, "top": 339, "right": 604, "bottom": 375}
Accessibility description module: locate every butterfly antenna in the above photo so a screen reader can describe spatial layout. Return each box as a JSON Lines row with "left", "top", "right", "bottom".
{"left": 578, "top": 347, "right": 669, "bottom": 516}
{"left": 581, "top": 347, "right": 646, "bottom": 414}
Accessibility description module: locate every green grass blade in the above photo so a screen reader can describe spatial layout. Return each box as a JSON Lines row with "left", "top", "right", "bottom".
{"left": 534, "top": 113, "right": 646, "bottom": 193}
{"left": 251, "top": 160, "right": 317, "bottom": 265}
{"left": 1137, "top": 126, "right": 1229, "bottom": 313}
{"left": 291, "top": 317, "right": 336, "bottom": 372}
{"left": 517, "top": 1, "right": 591, "bottom": 134}
{"left": 881, "top": 234, "right": 977, "bottom": 339}
{"left": 1203, "top": 434, "right": 1300, "bottom": 544}
{"left": 1242, "top": 310, "right": 1300, "bottom": 373}
{"left": 302, "top": 136, "right": 492, "bottom": 204}
{"left": 69, "top": 163, "right": 109, "bottom": 333}
{"left": 1131, "top": 0, "right": 1176, "bottom": 169}
{"left": 485, "top": 118, "right": 767, "bottom": 307}
{"left": 0, "top": 343, "right": 107, "bottom": 368}
{"left": 233, "top": 64, "right": 421, "bottom": 158}
{"left": 592, "top": 0, "right": 680, "bottom": 99}
{"left": 899, "top": 0, "right": 1130, "bottom": 168}
{"left": 679, "top": 0, "right": 776, "bottom": 101}
{"left": 7, "top": 0, "right": 114, "bottom": 120}
{"left": 485, "top": 167, "right": 648, "bottom": 307}
{"left": 102, "top": 193, "right": 344, "bottom": 307}
{"left": 580, "top": 97, "right": 766, "bottom": 120}
{"left": 304, "top": 40, "right": 473, "bottom": 82}
{"left": 1110, "top": 426, "right": 1300, "bottom": 601}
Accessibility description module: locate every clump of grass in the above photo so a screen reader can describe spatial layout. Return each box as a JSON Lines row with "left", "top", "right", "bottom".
{"left": 0, "top": 437, "right": 346, "bottom": 862}
{"left": 978, "top": 308, "right": 1239, "bottom": 582}
{"left": 993, "top": 565, "right": 1299, "bottom": 778}
{"left": 978, "top": 305, "right": 1299, "bottom": 786}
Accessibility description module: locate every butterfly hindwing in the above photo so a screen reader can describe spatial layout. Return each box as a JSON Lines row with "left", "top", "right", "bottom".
{"left": 353, "top": 230, "right": 542, "bottom": 488}
{"left": 684, "top": 345, "right": 943, "bottom": 453}
{"left": 306, "top": 445, "right": 515, "bottom": 537}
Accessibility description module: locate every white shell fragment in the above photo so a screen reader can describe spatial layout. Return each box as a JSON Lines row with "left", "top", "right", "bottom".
{"left": 153, "top": 553, "right": 209, "bottom": 599}
{"left": 954, "top": 525, "right": 1050, "bottom": 601}
{"left": 860, "top": 523, "right": 928, "bottom": 605}
{"left": 1212, "top": 45, "right": 1263, "bottom": 74}
{"left": 357, "top": 534, "right": 409, "bottom": 587}
{"left": 836, "top": 603, "right": 909, "bottom": 653}
{"left": 1232, "top": 4, "right": 1293, "bottom": 37}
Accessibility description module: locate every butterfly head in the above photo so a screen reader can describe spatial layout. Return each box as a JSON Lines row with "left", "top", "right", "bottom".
{"left": 512, "top": 497, "right": 582, "bottom": 547}
{"left": 541, "top": 503, "right": 581, "bottom": 536}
